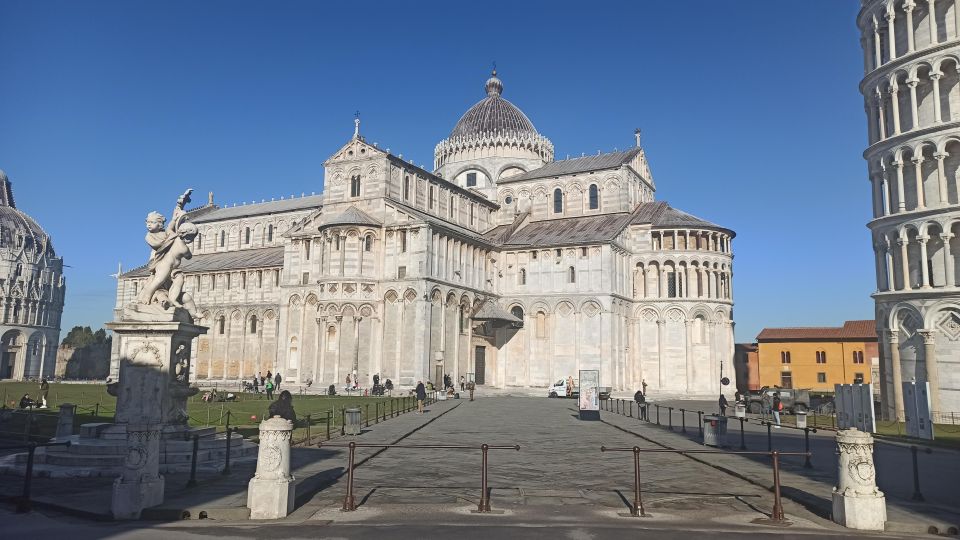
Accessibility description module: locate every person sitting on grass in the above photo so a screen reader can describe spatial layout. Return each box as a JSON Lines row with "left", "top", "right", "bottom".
{"left": 19, "top": 394, "right": 35, "bottom": 409}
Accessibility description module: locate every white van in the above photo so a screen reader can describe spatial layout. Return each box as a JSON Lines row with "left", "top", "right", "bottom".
{"left": 548, "top": 379, "right": 578, "bottom": 398}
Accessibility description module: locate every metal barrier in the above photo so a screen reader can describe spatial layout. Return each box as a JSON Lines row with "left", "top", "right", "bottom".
{"left": 318, "top": 441, "right": 519, "bottom": 512}
{"left": 0, "top": 440, "right": 72, "bottom": 512}
{"left": 759, "top": 420, "right": 818, "bottom": 467}
{"left": 186, "top": 434, "right": 200, "bottom": 487}
{"left": 910, "top": 445, "right": 933, "bottom": 501}
{"left": 222, "top": 427, "right": 237, "bottom": 475}
{"left": 600, "top": 446, "right": 809, "bottom": 522}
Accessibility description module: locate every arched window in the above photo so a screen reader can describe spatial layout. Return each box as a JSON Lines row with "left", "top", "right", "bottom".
{"left": 219, "top": 231, "right": 226, "bottom": 247}
{"left": 196, "top": 233, "right": 202, "bottom": 251}
{"left": 350, "top": 175, "right": 361, "bottom": 197}
{"left": 553, "top": 188, "right": 563, "bottom": 214}
{"left": 510, "top": 306, "right": 524, "bottom": 328}
{"left": 364, "top": 235, "right": 373, "bottom": 252}
{"left": 780, "top": 351, "right": 791, "bottom": 364}
{"left": 244, "top": 227, "right": 251, "bottom": 244}
{"left": 535, "top": 311, "right": 547, "bottom": 338}
{"left": 15, "top": 263, "right": 22, "bottom": 277}
{"left": 588, "top": 184, "right": 599, "bottom": 210}
{"left": 428, "top": 185, "right": 435, "bottom": 209}
{"left": 403, "top": 176, "right": 411, "bottom": 200}
{"left": 519, "top": 268, "right": 526, "bottom": 285}
{"left": 327, "top": 325, "right": 337, "bottom": 351}
{"left": 249, "top": 315, "right": 258, "bottom": 334}
{"left": 459, "top": 308, "right": 466, "bottom": 334}
{"left": 267, "top": 224, "right": 274, "bottom": 242}
{"left": 816, "top": 351, "right": 827, "bottom": 364}
{"left": 568, "top": 266, "right": 576, "bottom": 283}
{"left": 13, "top": 302, "right": 20, "bottom": 321}
{"left": 218, "top": 316, "right": 226, "bottom": 335}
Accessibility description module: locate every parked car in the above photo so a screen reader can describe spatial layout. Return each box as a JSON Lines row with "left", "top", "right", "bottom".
{"left": 745, "top": 387, "right": 811, "bottom": 414}
{"left": 548, "top": 379, "right": 578, "bottom": 398}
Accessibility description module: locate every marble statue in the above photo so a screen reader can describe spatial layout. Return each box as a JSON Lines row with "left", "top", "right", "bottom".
{"left": 130, "top": 189, "right": 199, "bottom": 322}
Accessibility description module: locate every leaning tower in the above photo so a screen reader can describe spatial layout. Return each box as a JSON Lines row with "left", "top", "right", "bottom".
{"left": 859, "top": 0, "right": 960, "bottom": 420}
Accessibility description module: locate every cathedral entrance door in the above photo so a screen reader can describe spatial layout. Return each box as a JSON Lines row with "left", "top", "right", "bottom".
{"left": 0, "top": 351, "right": 11, "bottom": 379}
{"left": 474, "top": 346, "right": 486, "bottom": 385}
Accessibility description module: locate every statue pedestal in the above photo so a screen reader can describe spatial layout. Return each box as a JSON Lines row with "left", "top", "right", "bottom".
{"left": 832, "top": 428, "right": 887, "bottom": 531}
{"left": 105, "top": 317, "right": 207, "bottom": 520}
{"left": 247, "top": 417, "right": 295, "bottom": 519}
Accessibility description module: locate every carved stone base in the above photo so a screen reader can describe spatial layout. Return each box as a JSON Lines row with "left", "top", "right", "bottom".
{"left": 247, "top": 477, "right": 296, "bottom": 519}
{"left": 832, "top": 491, "right": 886, "bottom": 531}
{"left": 112, "top": 474, "right": 165, "bottom": 520}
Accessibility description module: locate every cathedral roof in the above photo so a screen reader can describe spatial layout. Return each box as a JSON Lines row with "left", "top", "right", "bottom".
{"left": 318, "top": 206, "right": 380, "bottom": 228}
{"left": 123, "top": 246, "right": 284, "bottom": 278}
{"left": 449, "top": 71, "right": 540, "bottom": 139}
{"left": 496, "top": 212, "right": 635, "bottom": 248}
{"left": 500, "top": 148, "right": 643, "bottom": 183}
{"left": 631, "top": 201, "right": 733, "bottom": 235}
{"left": 190, "top": 194, "right": 323, "bottom": 224}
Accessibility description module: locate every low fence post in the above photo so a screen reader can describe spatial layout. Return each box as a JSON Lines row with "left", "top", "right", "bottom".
{"left": 222, "top": 427, "right": 234, "bottom": 476}
{"left": 737, "top": 417, "right": 747, "bottom": 450}
{"left": 654, "top": 404, "right": 660, "bottom": 425}
{"left": 341, "top": 407, "right": 346, "bottom": 436}
{"left": 680, "top": 409, "right": 687, "bottom": 433}
{"left": 306, "top": 414, "right": 312, "bottom": 445}
{"left": 187, "top": 434, "right": 199, "bottom": 487}
{"left": 365, "top": 404, "right": 370, "bottom": 428}
{"left": 343, "top": 441, "right": 357, "bottom": 511}
{"left": 16, "top": 443, "right": 37, "bottom": 513}
{"left": 667, "top": 407, "right": 674, "bottom": 430}
{"left": 771, "top": 451, "right": 784, "bottom": 521}
{"left": 478, "top": 444, "right": 491, "bottom": 512}
{"left": 326, "top": 410, "right": 331, "bottom": 440}
{"left": 629, "top": 401, "right": 634, "bottom": 418}
{"left": 803, "top": 427, "right": 815, "bottom": 468}
{"left": 766, "top": 421, "right": 773, "bottom": 452}
{"left": 910, "top": 445, "right": 932, "bottom": 501}
{"left": 697, "top": 411, "right": 704, "bottom": 437}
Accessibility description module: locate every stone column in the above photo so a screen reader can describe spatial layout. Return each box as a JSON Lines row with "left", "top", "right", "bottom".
{"left": 877, "top": 94, "right": 887, "bottom": 137}
{"left": 928, "top": 0, "right": 938, "bottom": 44}
{"left": 918, "top": 330, "right": 941, "bottom": 412}
{"left": 885, "top": 246, "right": 896, "bottom": 290}
{"left": 931, "top": 72, "right": 943, "bottom": 123}
{"left": 247, "top": 416, "right": 295, "bottom": 519}
{"left": 935, "top": 152, "right": 948, "bottom": 204}
{"left": 894, "top": 161, "right": 906, "bottom": 211}
{"left": 890, "top": 86, "right": 901, "bottom": 135}
{"left": 912, "top": 157, "right": 925, "bottom": 208}
{"left": 942, "top": 233, "right": 955, "bottom": 286}
{"left": 832, "top": 429, "right": 886, "bottom": 530}
{"left": 888, "top": 332, "right": 905, "bottom": 421}
{"left": 898, "top": 238, "right": 911, "bottom": 290}
{"left": 881, "top": 174, "right": 892, "bottom": 214}
{"left": 905, "top": 1, "right": 916, "bottom": 52}
{"left": 54, "top": 403, "right": 76, "bottom": 440}
{"left": 919, "top": 236, "right": 930, "bottom": 288}
{"left": 908, "top": 79, "right": 919, "bottom": 128}
{"left": 886, "top": 9, "right": 897, "bottom": 61}
{"left": 684, "top": 319, "right": 693, "bottom": 392}
{"left": 656, "top": 320, "right": 665, "bottom": 390}
{"left": 873, "top": 22, "right": 882, "bottom": 68}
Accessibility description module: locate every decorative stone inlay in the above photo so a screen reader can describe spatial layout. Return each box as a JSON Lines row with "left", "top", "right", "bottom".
{"left": 936, "top": 311, "right": 960, "bottom": 341}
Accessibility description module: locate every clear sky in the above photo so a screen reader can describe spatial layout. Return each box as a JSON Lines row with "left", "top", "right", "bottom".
{"left": 0, "top": 1, "right": 869, "bottom": 342}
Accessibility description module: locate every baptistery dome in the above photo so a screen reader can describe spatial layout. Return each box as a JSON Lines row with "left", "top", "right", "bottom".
{"left": 449, "top": 72, "right": 539, "bottom": 139}
{"left": 0, "top": 169, "right": 65, "bottom": 381}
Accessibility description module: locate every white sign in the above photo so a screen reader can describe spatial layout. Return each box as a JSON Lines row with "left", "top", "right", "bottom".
{"left": 834, "top": 383, "right": 876, "bottom": 433}
{"left": 903, "top": 382, "right": 934, "bottom": 441}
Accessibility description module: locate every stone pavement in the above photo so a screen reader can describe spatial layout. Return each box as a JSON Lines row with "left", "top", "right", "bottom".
{"left": 597, "top": 399, "right": 960, "bottom": 536}
{"left": 0, "top": 397, "right": 461, "bottom": 519}
{"left": 300, "top": 396, "right": 843, "bottom": 533}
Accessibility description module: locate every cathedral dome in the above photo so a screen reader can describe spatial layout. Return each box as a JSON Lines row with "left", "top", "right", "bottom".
{"left": 449, "top": 71, "right": 539, "bottom": 139}
{"left": 0, "top": 172, "right": 54, "bottom": 254}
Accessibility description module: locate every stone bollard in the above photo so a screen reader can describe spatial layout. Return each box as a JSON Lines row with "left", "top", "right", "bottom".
{"left": 112, "top": 424, "right": 164, "bottom": 520}
{"left": 247, "top": 416, "right": 295, "bottom": 519}
{"left": 832, "top": 428, "right": 886, "bottom": 531}
{"left": 54, "top": 403, "right": 76, "bottom": 440}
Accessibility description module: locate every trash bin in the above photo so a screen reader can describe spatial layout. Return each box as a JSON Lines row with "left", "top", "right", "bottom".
{"left": 438, "top": 391, "right": 447, "bottom": 401}
{"left": 702, "top": 415, "right": 728, "bottom": 447}
{"left": 796, "top": 410, "right": 807, "bottom": 429}
{"left": 735, "top": 403, "right": 746, "bottom": 418}
{"left": 345, "top": 408, "right": 362, "bottom": 435}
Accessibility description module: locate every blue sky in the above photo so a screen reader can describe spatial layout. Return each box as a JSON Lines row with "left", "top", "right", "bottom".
{"left": 0, "top": 1, "right": 869, "bottom": 342}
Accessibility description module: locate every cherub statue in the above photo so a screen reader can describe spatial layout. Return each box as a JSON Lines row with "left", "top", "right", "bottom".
{"left": 174, "top": 344, "right": 189, "bottom": 384}
{"left": 136, "top": 189, "right": 200, "bottom": 320}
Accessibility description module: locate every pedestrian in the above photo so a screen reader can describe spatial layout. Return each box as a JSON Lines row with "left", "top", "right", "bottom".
{"left": 566, "top": 376, "right": 574, "bottom": 397}
{"left": 266, "top": 370, "right": 273, "bottom": 386}
{"left": 719, "top": 393, "right": 729, "bottom": 416}
{"left": 19, "top": 394, "right": 34, "bottom": 409}
{"left": 762, "top": 392, "right": 772, "bottom": 421}
{"left": 38, "top": 378, "right": 50, "bottom": 408}
{"left": 460, "top": 375, "right": 465, "bottom": 391}
{"left": 415, "top": 380, "right": 427, "bottom": 413}
{"left": 274, "top": 372, "right": 282, "bottom": 391}
{"left": 772, "top": 392, "right": 782, "bottom": 427}
{"left": 641, "top": 379, "right": 648, "bottom": 396}
{"left": 253, "top": 376, "right": 260, "bottom": 395}
{"left": 634, "top": 389, "right": 646, "bottom": 420}
{"left": 467, "top": 379, "right": 475, "bottom": 401}
{"left": 268, "top": 390, "right": 297, "bottom": 423}
{"left": 265, "top": 376, "right": 275, "bottom": 400}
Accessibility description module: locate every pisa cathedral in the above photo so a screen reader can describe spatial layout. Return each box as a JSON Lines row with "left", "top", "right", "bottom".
{"left": 859, "top": 0, "right": 960, "bottom": 417}
{"left": 116, "top": 72, "right": 736, "bottom": 394}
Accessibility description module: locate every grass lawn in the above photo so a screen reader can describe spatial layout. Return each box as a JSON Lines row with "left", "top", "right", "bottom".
{"left": 0, "top": 381, "right": 422, "bottom": 444}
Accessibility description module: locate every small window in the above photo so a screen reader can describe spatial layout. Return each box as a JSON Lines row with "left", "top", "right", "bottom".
{"left": 250, "top": 316, "right": 258, "bottom": 334}
{"left": 511, "top": 306, "right": 524, "bottom": 328}
{"left": 196, "top": 275, "right": 202, "bottom": 291}
{"left": 449, "top": 197, "right": 455, "bottom": 219}
{"left": 531, "top": 251, "right": 537, "bottom": 260}
{"left": 226, "top": 274, "right": 232, "bottom": 289}
{"left": 267, "top": 224, "right": 274, "bottom": 242}
{"left": 780, "top": 371, "right": 793, "bottom": 389}
{"left": 568, "top": 266, "right": 576, "bottom": 283}
{"left": 853, "top": 351, "right": 864, "bottom": 364}
{"left": 242, "top": 273, "right": 247, "bottom": 289}
{"left": 581, "top": 247, "right": 588, "bottom": 257}
{"left": 459, "top": 308, "right": 466, "bottom": 333}
{"left": 555, "top": 248, "right": 562, "bottom": 258}
{"left": 817, "top": 372, "right": 827, "bottom": 383}
{"left": 219, "top": 231, "right": 226, "bottom": 247}
{"left": 404, "top": 176, "right": 411, "bottom": 200}
{"left": 274, "top": 269, "right": 280, "bottom": 285}
{"left": 466, "top": 172, "right": 477, "bottom": 187}
{"left": 400, "top": 230, "right": 407, "bottom": 252}
{"left": 781, "top": 351, "right": 791, "bottom": 364}
{"left": 244, "top": 228, "right": 251, "bottom": 244}
{"left": 301, "top": 272, "right": 310, "bottom": 285}
{"left": 667, "top": 272, "right": 677, "bottom": 298}
{"left": 429, "top": 185, "right": 435, "bottom": 209}
{"left": 304, "top": 241, "right": 311, "bottom": 260}
{"left": 350, "top": 175, "right": 361, "bottom": 197}
{"left": 519, "top": 268, "right": 526, "bottom": 285}
{"left": 553, "top": 188, "right": 563, "bottom": 214}
{"left": 397, "top": 266, "right": 406, "bottom": 279}
{"left": 816, "top": 351, "right": 827, "bottom": 364}
{"left": 218, "top": 316, "right": 226, "bottom": 335}
{"left": 504, "top": 195, "right": 513, "bottom": 205}
{"left": 364, "top": 235, "right": 373, "bottom": 252}
{"left": 854, "top": 372, "right": 865, "bottom": 384}
{"left": 588, "top": 184, "right": 599, "bottom": 210}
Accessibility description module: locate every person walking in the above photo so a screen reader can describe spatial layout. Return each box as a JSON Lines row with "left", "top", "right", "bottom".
{"left": 566, "top": 376, "right": 574, "bottom": 397}
{"left": 415, "top": 380, "right": 427, "bottom": 413}
{"left": 466, "top": 379, "right": 475, "bottom": 401}
{"left": 634, "top": 389, "right": 646, "bottom": 420}
{"left": 265, "top": 376, "right": 275, "bottom": 400}
{"left": 268, "top": 390, "right": 297, "bottom": 423}
{"left": 38, "top": 378, "right": 50, "bottom": 408}
{"left": 274, "top": 372, "right": 282, "bottom": 391}
{"left": 718, "top": 393, "right": 729, "bottom": 416}
{"left": 459, "top": 375, "right": 465, "bottom": 391}
{"left": 253, "top": 376, "right": 260, "bottom": 396}
{"left": 762, "top": 392, "right": 772, "bottom": 421}
{"left": 641, "top": 379, "right": 648, "bottom": 396}
{"left": 772, "top": 392, "right": 782, "bottom": 427}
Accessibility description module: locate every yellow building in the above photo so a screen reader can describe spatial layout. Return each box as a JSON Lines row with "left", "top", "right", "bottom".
{"left": 756, "top": 320, "right": 878, "bottom": 392}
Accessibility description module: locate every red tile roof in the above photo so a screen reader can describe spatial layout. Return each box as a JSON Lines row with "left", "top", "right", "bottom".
{"left": 756, "top": 320, "right": 877, "bottom": 342}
